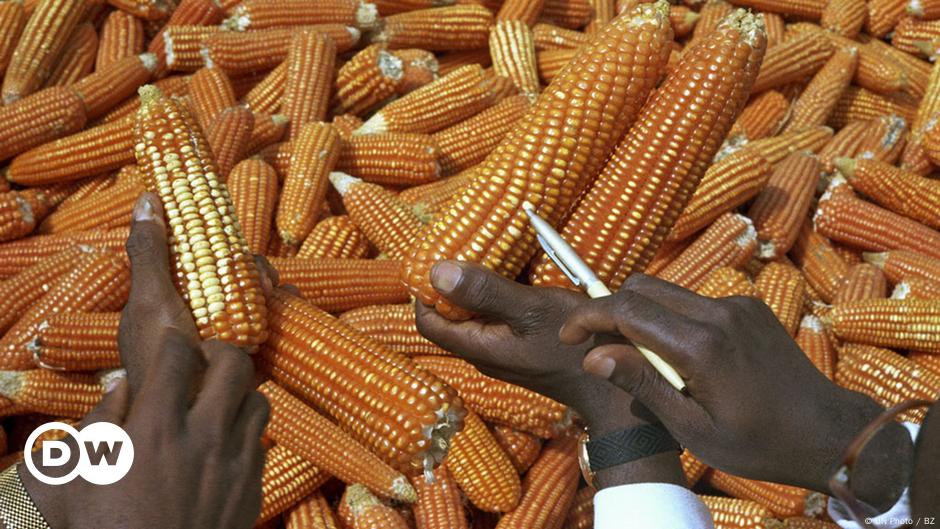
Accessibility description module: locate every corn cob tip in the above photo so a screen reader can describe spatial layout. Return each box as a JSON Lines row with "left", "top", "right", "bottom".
{"left": 347, "top": 26, "right": 362, "bottom": 45}
{"left": 908, "top": 0, "right": 924, "bottom": 16}
{"left": 357, "top": 2, "right": 379, "bottom": 30}
{"left": 344, "top": 484, "right": 380, "bottom": 515}
{"left": 892, "top": 282, "right": 911, "bottom": 299}
{"left": 804, "top": 492, "right": 827, "bottom": 517}
{"left": 378, "top": 51, "right": 405, "bottom": 81}
{"left": 913, "top": 40, "right": 938, "bottom": 58}
{"left": 684, "top": 11, "right": 702, "bottom": 25}
{"left": 139, "top": 53, "right": 158, "bottom": 73}
{"left": 0, "top": 371, "right": 21, "bottom": 400}
{"left": 329, "top": 171, "right": 361, "bottom": 195}
{"left": 222, "top": 10, "right": 249, "bottom": 31}
{"left": 833, "top": 157, "right": 856, "bottom": 178}
{"left": 633, "top": 0, "right": 671, "bottom": 22}
{"left": 393, "top": 476, "right": 418, "bottom": 503}
{"left": 736, "top": 214, "right": 758, "bottom": 249}
{"left": 355, "top": 113, "right": 386, "bottom": 135}
{"left": 138, "top": 85, "right": 163, "bottom": 107}
{"left": 862, "top": 252, "right": 887, "bottom": 268}
{"left": 800, "top": 314, "right": 824, "bottom": 332}
{"left": 271, "top": 114, "right": 289, "bottom": 126}
{"left": 719, "top": 9, "right": 766, "bottom": 45}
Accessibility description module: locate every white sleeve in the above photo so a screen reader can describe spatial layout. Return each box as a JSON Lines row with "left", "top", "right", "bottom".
{"left": 828, "top": 422, "right": 921, "bottom": 529}
{"left": 594, "top": 483, "right": 714, "bottom": 529}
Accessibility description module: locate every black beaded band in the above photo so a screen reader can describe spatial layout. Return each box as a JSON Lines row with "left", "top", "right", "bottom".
{"left": 586, "top": 423, "right": 681, "bottom": 472}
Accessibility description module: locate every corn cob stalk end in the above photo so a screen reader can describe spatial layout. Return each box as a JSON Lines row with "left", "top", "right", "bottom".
{"left": 862, "top": 252, "right": 887, "bottom": 268}
{"left": 833, "top": 157, "right": 855, "bottom": 178}
{"left": 329, "top": 171, "right": 360, "bottom": 196}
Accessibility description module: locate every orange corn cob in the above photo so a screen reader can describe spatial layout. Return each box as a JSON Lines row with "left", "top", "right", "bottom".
{"left": 244, "top": 61, "right": 287, "bottom": 114}
{"left": 73, "top": 52, "right": 157, "bottom": 121}
{"left": 532, "top": 10, "right": 766, "bottom": 290}
{"left": 696, "top": 266, "right": 757, "bottom": 298}
{"left": 729, "top": 90, "right": 789, "bottom": 142}
{"left": 372, "top": 0, "right": 461, "bottom": 15}
{"left": 392, "top": 48, "right": 439, "bottom": 96}
{"left": 0, "top": 370, "right": 102, "bottom": 418}
{"left": 258, "top": 445, "right": 330, "bottom": 524}
{"left": 266, "top": 232, "right": 298, "bottom": 258}
{"left": 910, "top": 350, "right": 940, "bottom": 376}
{"left": 398, "top": 169, "right": 474, "bottom": 216}
{"left": 736, "top": 126, "right": 833, "bottom": 165}
{"left": 893, "top": 278, "right": 940, "bottom": 300}
{"left": 827, "top": 36, "right": 909, "bottom": 96}
{"left": 44, "top": 23, "right": 97, "bottom": 87}
{"left": 246, "top": 113, "right": 289, "bottom": 154}
{"left": 832, "top": 242, "right": 863, "bottom": 265}
{"left": 829, "top": 87, "right": 917, "bottom": 128}
{"left": 445, "top": 411, "right": 521, "bottom": 513}
{"left": 855, "top": 115, "right": 907, "bottom": 165}
{"left": 860, "top": 34, "right": 928, "bottom": 98}
{"left": 147, "top": 0, "right": 227, "bottom": 74}
{"left": 532, "top": 23, "right": 588, "bottom": 50}
{"left": 489, "top": 20, "right": 540, "bottom": 100}
{"left": 404, "top": 3, "right": 674, "bottom": 317}
{"left": 795, "top": 315, "right": 837, "bottom": 380}
{"left": 782, "top": 519, "right": 840, "bottom": 529}
{"left": 202, "top": 25, "right": 359, "bottom": 76}
{"left": 0, "top": 86, "right": 87, "bottom": 162}
{"left": 282, "top": 31, "right": 335, "bottom": 138}
{"left": 923, "top": 116, "right": 940, "bottom": 165}
{"left": 357, "top": 65, "right": 500, "bottom": 135}
{"left": 822, "top": 0, "right": 867, "bottom": 37}
{"left": 0, "top": 246, "right": 85, "bottom": 333}
{"left": 562, "top": 487, "right": 594, "bottom": 529}
{"left": 411, "top": 464, "right": 469, "bottom": 529}
{"left": 0, "top": 250, "right": 129, "bottom": 370}
{"left": 276, "top": 123, "right": 340, "bottom": 246}
{"left": 909, "top": 0, "right": 940, "bottom": 18}
{"left": 868, "top": 0, "right": 908, "bottom": 36}
{"left": 825, "top": 298, "right": 940, "bottom": 352}
{"left": 0, "top": 228, "right": 129, "bottom": 279}
{"left": 783, "top": 47, "right": 858, "bottom": 133}
{"left": 337, "top": 133, "right": 441, "bottom": 186}
{"left": 38, "top": 179, "right": 144, "bottom": 234}
{"left": 680, "top": 451, "right": 709, "bottom": 487}
{"left": 224, "top": 0, "right": 377, "bottom": 31}
{"left": 701, "top": 496, "right": 775, "bottom": 529}
{"left": 106, "top": 0, "right": 168, "bottom": 20}
{"left": 261, "top": 288, "right": 465, "bottom": 473}
{"left": 814, "top": 182, "right": 940, "bottom": 260}
{"left": 268, "top": 258, "right": 409, "bottom": 312}
{"left": 340, "top": 484, "right": 411, "bottom": 529}
{"left": 693, "top": 0, "right": 733, "bottom": 41}
{"left": 491, "top": 426, "right": 542, "bottom": 474}
{"left": 790, "top": 221, "right": 850, "bottom": 304}
{"left": 205, "top": 106, "right": 254, "bottom": 179}
{"left": 669, "top": 150, "right": 771, "bottom": 243}
{"left": 297, "top": 215, "right": 370, "bottom": 260}
{"left": 658, "top": 213, "right": 758, "bottom": 290}
{"left": 0, "top": 187, "right": 58, "bottom": 242}
{"left": 100, "top": 73, "right": 191, "bottom": 124}
{"left": 751, "top": 31, "right": 833, "bottom": 93}
{"left": 754, "top": 261, "right": 806, "bottom": 336}
{"left": 541, "top": 0, "right": 593, "bottom": 29}
{"left": 2, "top": 0, "right": 86, "bottom": 103}
{"left": 228, "top": 158, "right": 278, "bottom": 254}
{"left": 834, "top": 262, "right": 887, "bottom": 303}
{"left": 8, "top": 116, "right": 136, "bottom": 185}
{"left": 669, "top": 5, "right": 699, "bottom": 38}
{"left": 748, "top": 152, "right": 820, "bottom": 260}
{"left": 817, "top": 119, "right": 870, "bottom": 173}
{"left": 335, "top": 45, "right": 406, "bottom": 116}
{"left": 726, "top": 0, "right": 824, "bottom": 18}
{"left": 135, "top": 86, "right": 269, "bottom": 349}
{"left": 436, "top": 48, "right": 492, "bottom": 76}
{"left": 0, "top": 0, "right": 26, "bottom": 76}
{"left": 839, "top": 158, "right": 940, "bottom": 230}
{"left": 432, "top": 95, "right": 530, "bottom": 176}
{"left": 535, "top": 47, "right": 578, "bottom": 84}
{"left": 339, "top": 304, "right": 449, "bottom": 357}
{"left": 188, "top": 66, "right": 236, "bottom": 132}
{"left": 836, "top": 344, "right": 940, "bottom": 423}
{"left": 708, "top": 471, "right": 825, "bottom": 519}
{"left": 96, "top": 9, "right": 145, "bottom": 70}
{"left": 866, "top": 250, "right": 940, "bottom": 285}
{"left": 258, "top": 140, "right": 294, "bottom": 179}
{"left": 162, "top": 25, "right": 223, "bottom": 72}
{"left": 285, "top": 493, "right": 340, "bottom": 529}
{"left": 495, "top": 434, "right": 580, "bottom": 529}
{"left": 497, "top": 0, "right": 545, "bottom": 25}
{"left": 332, "top": 172, "right": 428, "bottom": 259}
{"left": 372, "top": 5, "right": 493, "bottom": 51}
{"left": 414, "top": 355, "right": 570, "bottom": 438}
{"left": 259, "top": 381, "right": 416, "bottom": 502}
{"left": 34, "top": 312, "right": 121, "bottom": 371}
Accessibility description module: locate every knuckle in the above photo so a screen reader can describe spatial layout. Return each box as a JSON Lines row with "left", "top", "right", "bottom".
{"left": 125, "top": 228, "right": 160, "bottom": 261}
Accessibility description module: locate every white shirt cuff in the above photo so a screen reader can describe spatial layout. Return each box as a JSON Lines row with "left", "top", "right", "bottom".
{"left": 594, "top": 483, "right": 714, "bottom": 529}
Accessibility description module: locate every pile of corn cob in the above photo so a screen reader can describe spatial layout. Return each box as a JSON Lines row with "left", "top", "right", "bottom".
{"left": 0, "top": 0, "right": 938, "bottom": 527}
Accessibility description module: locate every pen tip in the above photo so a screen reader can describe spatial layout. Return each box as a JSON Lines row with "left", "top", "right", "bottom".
{"left": 522, "top": 201, "right": 535, "bottom": 213}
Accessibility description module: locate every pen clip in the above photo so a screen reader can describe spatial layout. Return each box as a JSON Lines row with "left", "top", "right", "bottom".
{"left": 537, "top": 234, "right": 582, "bottom": 287}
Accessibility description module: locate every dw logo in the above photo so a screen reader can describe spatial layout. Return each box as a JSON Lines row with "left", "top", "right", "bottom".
{"left": 24, "top": 422, "right": 134, "bottom": 486}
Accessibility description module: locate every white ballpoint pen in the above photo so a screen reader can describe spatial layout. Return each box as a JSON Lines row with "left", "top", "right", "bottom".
{"left": 522, "top": 201, "right": 687, "bottom": 393}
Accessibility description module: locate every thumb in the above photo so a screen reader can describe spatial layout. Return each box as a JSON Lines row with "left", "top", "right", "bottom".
{"left": 125, "top": 193, "right": 176, "bottom": 302}
{"left": 430, "top": 260, "right": 532, "bottom": 321}
{"left": 82, "top": 374, "right": 130, "bottom": 427}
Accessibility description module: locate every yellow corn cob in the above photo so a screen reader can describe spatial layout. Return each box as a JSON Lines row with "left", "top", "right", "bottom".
{"left": 491, "top": 425, "right": 542, "bottom": 474}
{"left": 297, "top": 215, "right": 370, "bottom": 260}
{"left": 371, "top": 5, "right": 492, "bottom": 51}
{"left": 228, "top": 158, "right": 278, "bottom": 255}
{"left": 541, "top": 0, "right": 593, "bottom": 29}
{"left": 135, "top": 86, "right": 269, "bottom": 349}
{"left": 337, "top": 133, "right": 441, "bottom": 186}
{"left": 357, "top": 65, "right": 500, "bottom": 135}
{"left": 835, "top": 344, "right": 940, "bottom": 423}
{"left": 701, "top": 496, "right": 775, "bottom": 529}
{"left": 246, "top": 113, "right": 289, "bottom": 154}
{"left": 411, "top": 464, "right": 469, "bottom": 529}
{"left": 414, "top": 355, "right": 570, "bottom": 438}
{"left": 816, "top": 119, "right": 870, "bottom": 173}
{"left": 866, "top": 249, "right": 940, "bottom": 285}
{"left": 855, "top": 115, "right": 907, "bottom": 165}
{"left": 205, "top": 106, "right": 254, "bottom": 180}
{"left": 535, "top": 47, "right": 578, "bottom": 84}
{"left": 0, "top": 86, "right": 87, "bottom": 162}
{"left": 339, "top": 304, "right": 449, "bottom": 357}
{"left": 268, "top": 257, "right": 409, "bottom": 311}
{"left": 398, "top": 169, "right": 474, "bottom": 216}
{"left": 532, "top": 10, "right": 766, "bottom": 290}
{"left": 829, "top": 87, "right": 917, "bottom": 129}
{"left": 726, "top": 0, "right": 824, "bottom": 18}
{"left": 188, "top": 66, "right": 236, "bottom": 132}
{"left": 669, "top": 150, "right": 771, "bottom": 243}
{"left": 680, "top": 451, "right": 709, "bottom": 487}
{"left": 489, "top": 20, "right": 540, "bottom": 101}
{"left": 71, "top": 52, "right": 157, "bottom": 121}
{"left": 2, "top": 0, "right": 86, "bottom": 103}
{"left": 658, "top": 213, "right": 758, "bottom": 290}
{"left": 751, "top": 31, "right": 833, "bottom": 93}
{"left": 8, "top": 116, "right": 135, "bottom": 186}
{"left": 259, "top": 381, "right": 416, "bottom": 502}
{"left": 0, "top": 0, "right": 26, "bottom": 76}
{"left": 106, "top": 0, "right": 168, "bottom": 20}
{"left": 729, "top": 91, "right": 790, "bottom": 142}
{"left": 404, "top": 3, "right": 674, "bottom": 317}
{"left": 276, "top": 122, "right": 340, "bottom": 246}
{"left": 868, "top": 0, "right": 908, "bottom": 36}
{"left": 825, "top": 298, "right": 940, "bottom": 352}
{"left": 445, "top": 411, "right": 520, "bottom": 512}
{"left": 696, "top": 266, "right": 757, "bottom": 298}
{"left": 736, "top": 126, "right": 833, "bottom": 165}
{"left": 285, "top": 493, "right": 340, "bottom": 529}
{"left": 432, "top": 95, "right": 529, "bottom": 176}
{"left": 261, "top": 288, "right": 464, "bottom": 472}
{"left": 814, "top": 180, "right": 940, "bottom": 260}
{"left": 708, "top": 471, "right": 825, "bottom": 519}
{"left": 96, "top": 9, "right": 145, "bottom": 70}
{"left": 38, "top": 179, "right": 143, "bottom": 234}
{"left": 0, "top": 370, "right": 102, "bottom": 418}
{"left": 821, "top": 0, "right": 867, "bottom": 37}
{"left": 783, "top": 47, "right": 858, "bottom": 133}
{"left": 834, "top": 262, "right": 887, "bottom": 304}
{"left": 533, "top": 23, "right": 588, "bottom": 50}
{"left": 334, "top": 45, "right": 405, "bottom": 116}
{"left": 340, "top": 484, "right": 411, "bottom": 529}
{"left": 495, "top": 434, "right": 580, "bottom": 529}
{"left": 0, "top": 246, "right": 85, "bottom": 333}
{"left": 34, "top": 312, "right": 121, "bottom": 371}
{"left": 749, "top": 152, "right": 820, "bottom": 260}
{"left": 44, "top": 23, "right": 97, "bottom": 87}
{"left": 755, "top": 261, "right": 806, "bottom": 336}
{"left": 224, "top": 0, "right": 377, "bottom": 31}
{"left": 258, "top": 445, "right": 330, "bottom": 524}
{"left": 795, "top": 315, "right": 837, "bottom": 380}
{"left": 282, "top": 31, "right": 335, "bottom": 138}
{"left": 202, "top": 25, "right": 359, "bottom": 76}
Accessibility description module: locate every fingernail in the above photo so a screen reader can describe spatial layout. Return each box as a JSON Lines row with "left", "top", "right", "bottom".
{"left": 431, "top": 261, "right": 462, "bottom": 294}
{"left": 133, "top": 195, "right": 155, "bottom": 222}
{"left": 584, "top": 355, "right": 616, "bottom": 379}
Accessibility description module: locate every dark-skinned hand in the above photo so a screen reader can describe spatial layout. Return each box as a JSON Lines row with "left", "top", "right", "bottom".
{"left": 18, "top": 193, "right": 273, "bottom": 529}
{"left": 416, "top": 260, "right": 686, "bottom": 489}
{"left": 912, "top": 399, "right": 940, "bottom": 518}
{"left": 559, "top": 273, "right": 914, "bottom": 512}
